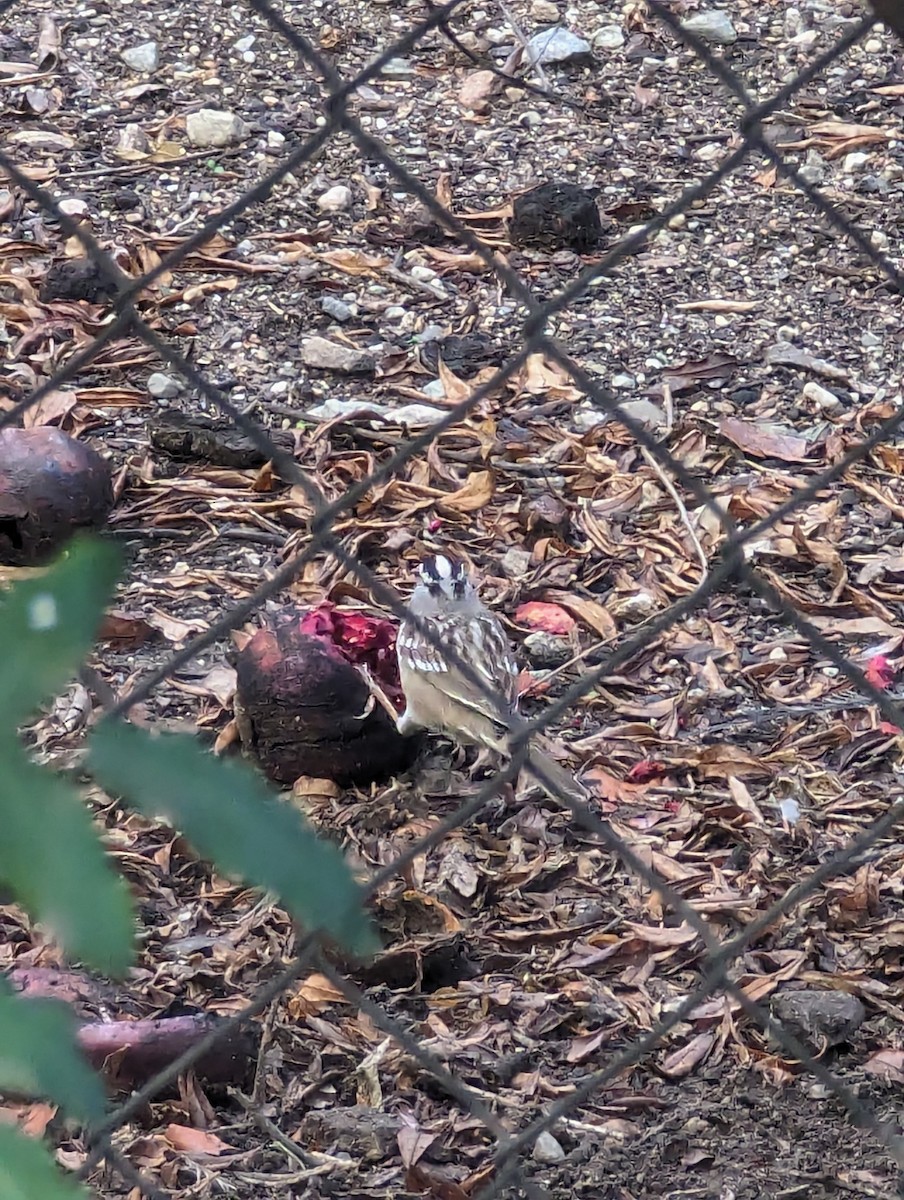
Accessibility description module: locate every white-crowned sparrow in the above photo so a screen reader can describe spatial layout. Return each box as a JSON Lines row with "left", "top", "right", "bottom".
{"left": 396, "top": 554, "right": 585, "bottom": 801}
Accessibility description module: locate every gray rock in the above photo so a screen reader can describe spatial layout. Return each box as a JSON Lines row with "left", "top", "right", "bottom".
{"left": 501, "top": 547, "right": 532, "bottom": 579}
{"left": 791, "top": 29, "right": 819, "bottom": 51}
{"left": 414, "top": 324, "right": 445, "bottom": 344}
{"left": 843, "top": 151, "right": 871, "bottom": 174}
{"left": 306, "top": 397, "right": 384, "bottom": 421}
{"left": 381, "top": 57, "right": 415, "bottom": 78}
{"left": 770, "top": 990, "right": 865, "bottom": 1050}
{"left": 614, "top": 398, "right": 669, "bottom": 431}
{"left": 321, "top": 296, "right": 354, "bottom": 322}
{"left": 121, "top": 41, "right": 159, "bottom": 72}
{"left": 527, "top": 26, "right": 592, "bottom": 65}
{"left": 784, "top": 6, "right": 802, "bottom": 36}
{"left": 530, "top": 0, "right": 559, "bottom": 20}
{"left": 305, "top": 397, "right": 446, "bottom": 426}
{"left": 680, "top": 10, "right": 738, "bottom": 45}
{"left": 858, "top": 174, "right": 889, "bottom": 196}
{"left": 593, "top": 24, "right": 625, "bottom": 50}
{"left": 317, "top": 185, "right": 352, "bottom": 213}
{"left": 185, "top": 109, "right": 250, "bottom": 148}
{"left": 147, "top": 372, "right": 181, "bottom": 399}
{"left": 798, "top": 149, "right": 828, "bottom": 185}
{"left": 301, "top": 336, "right": 375, "bottom": 374}
{"left": 523, "top": 631, "right": 573, "bottom": 668}
{"left": 533, "top": 1131, "right": 566, "bottom": 1164}
{"left": 390, "top": 402, "right": 448, "bottom": 425}
{"left": 117, "top": 123, "right": 151, "bottom": 156}
{"left": 802, "top": 381, "right": 842, "bottom": 413}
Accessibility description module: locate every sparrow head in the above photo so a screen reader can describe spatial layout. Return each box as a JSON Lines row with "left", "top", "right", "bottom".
{"left": 410, "top": 554, "right": 477, "bottom": 613}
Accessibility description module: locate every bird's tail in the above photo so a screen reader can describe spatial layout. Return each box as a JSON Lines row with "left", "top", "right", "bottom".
{"left": 523, "top": 741, "right": 587, "bottom": 805}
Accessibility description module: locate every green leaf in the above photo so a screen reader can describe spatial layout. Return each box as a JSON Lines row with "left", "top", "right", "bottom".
{"left": 0, "top": 1125, "right": 89, "bottom": 1200}
{"left": 0, "top": 536, "right": 121, "bottom": 727}
{"left": 0, "top": 982, "right": 105, "bottom": 1122}
{"left": 0, "top": 745, "right": 134, "bottom": 976}
{"left": 89, "top": 722, "right": 378, "bottom": 957}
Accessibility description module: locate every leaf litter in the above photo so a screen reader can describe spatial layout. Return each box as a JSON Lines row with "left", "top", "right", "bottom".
{"left": 3, "top": 0, "right": 904, "bottom": 1198}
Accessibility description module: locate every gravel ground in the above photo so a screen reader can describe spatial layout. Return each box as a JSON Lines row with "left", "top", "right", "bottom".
{"left": 4, "top": 0, "right": 904, "bottom": 1197}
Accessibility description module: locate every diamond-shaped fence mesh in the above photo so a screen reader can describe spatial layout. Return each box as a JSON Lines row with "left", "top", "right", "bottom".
{"left": 4, "top": 0, "right": 904, "bottom": 1195}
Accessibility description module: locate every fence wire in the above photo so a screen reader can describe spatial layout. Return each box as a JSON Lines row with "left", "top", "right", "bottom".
{"left": 3, "top": 0, "right": 904, "bottom": 1196}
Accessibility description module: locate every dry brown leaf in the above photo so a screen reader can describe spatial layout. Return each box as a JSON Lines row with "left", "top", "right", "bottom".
{"left": 632, "top": 81, "right": 658, "bottom": 112}
{"left": 436, "top": 356, "right": 473, "bottom": 405}
{"left": 145, "top": 609, "right": 208, "bottom": 643}
{"left": 663, "top": 352, "right": 739, "bottom": 391}
{"left": 566, "top": 1026, "right": 613, "bottom": 1063}
{"left": 727, "top": 776, "right": 765, "bottom": 824}
{"left": 421, "top": 246, "right": 493, "bottom": 274}
{"left": 292, "top": 775, "right": 341, "bottom": 800}
{"left": 164, "top": 1125, "right": 233, "bottom": 1156}
{"left": 806, "top": 614, "right": 900, "bottom": 637}
{"left": 286, "top": 973, "right": 349, "bottom": 1019}
{"left": 98, "top": 611, "right": 158, "bottom": 650}
{"left": 661, "top": 1031, "right": 715, "bottom": 1078}
{"left": 690, "top": 745, "right": 771, "bottom": 778}
{"left": 151, "top": 140, "right": 186, "bottom": 162}
{"left": 405, "top": 1163, "right": 470, "bottom": 1200}
{"left": 541, "top": 591, "right": 618, "bottom": 639}
{"left": 36, "top": 15, "right": 61, "bottom": 69}
{"left": 317, "top": 248, "right": 389, "bottom": 276}
{"left": 719, "top": 417, "right": 812, "bottom": 463}
{"left": 583, "top": 767, "right": 653, "bottom": 806}
{"left": 518, "top": 353, "right": 583, "bottom": 399}
{"left": 400, "top": 890, "right": 462, "bottom": 933}
{"left": 181, "top": 277, "right": 239, "bottom": 303}
{"left": 21, "top": 387, "right": 77, "bottom": 428}
{"left": 676, "top": 299, "right": 759, "bottom": 313}
{"left": 398, "top": 1124, "right": 436, "bottom": 1168}
{"left": 20, "top": 1103, "right": 56, "bottom": 1138}
{"left": 436, "top": 469, "right": 494, "bottom": 514}
{"left": 623, "top": 921, "right": 698, "bottom": 948}
{"left": 863, "top": 1048, "right": 904, "bottom": 1083}
{"left": 754, "top": 165, "right": 777, "bottom": 187}
{"left": 435, "top": 171, "right": 453, "bottom": 210}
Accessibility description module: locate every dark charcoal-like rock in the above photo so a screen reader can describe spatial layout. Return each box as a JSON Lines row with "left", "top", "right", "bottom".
{"left": 39, "top": 257, "right": 116, "bottom": 303}
{"left": 0, "top": 427, "right": 114, "bottom": 564}
{"left": 297, "top": 1107, "right": 402, "bottom": 1161}
{"left": 234, "top": 605, "right": 416, "bottom": 786}
{"left": 509, "top": 182, "right": 603, "bottom": 253}
{"left": 148, "top": 412, "right": 294, "bottom": 469}
{"left": 418, "top": 331, "right": 505, "bottom": 378}
{"left": 770, "top": 989, "right": 866, "bottom": 1051}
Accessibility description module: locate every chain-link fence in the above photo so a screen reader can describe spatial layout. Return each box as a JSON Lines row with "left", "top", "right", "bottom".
{"left": 3, "top": 0, "right": 904, "bottom": 1195}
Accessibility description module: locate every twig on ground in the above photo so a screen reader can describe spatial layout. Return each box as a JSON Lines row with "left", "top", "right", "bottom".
{"left": 499, "top": 0, "right": 550, "bottom": 89}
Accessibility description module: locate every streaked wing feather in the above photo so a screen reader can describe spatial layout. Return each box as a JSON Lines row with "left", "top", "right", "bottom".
{"left": 398, "top": 611, "right": 518, "bottom": 726}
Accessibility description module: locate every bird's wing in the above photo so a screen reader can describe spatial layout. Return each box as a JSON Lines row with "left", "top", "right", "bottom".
{"left": 398, "top": 611, "right": 519, "bottom": 726}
